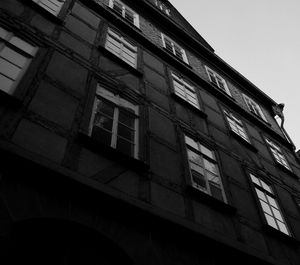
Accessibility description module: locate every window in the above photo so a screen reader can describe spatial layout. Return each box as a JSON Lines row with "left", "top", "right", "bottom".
{"left": 108, "top": 0, "right": 139, "bottom": 27}
{"left": 172, "top": 72, "right": 199, "bottom": 109}
{"left": 105, "top": 28, "right": 137, "bottom": 68}
{"left": 250, "top": 173, "right": 290, "bottom": 235}
{"left": 155, "top": 0, "right": 170, "bottom": 16}
{"left": 31, "top": 0, "right": 65, "bottom": 16}
{"left": 224, "top": 110, "right": 249, "bottom": 142}
{"left": 185, "top": 135, "right": 226, "bottom": 202}
{"left": 88, "top": 85, "right": 139, "bottom": 159}
{"left": 265, "top": 138, "right": 291, "bottom": 171}
{"left": 205, "top": 66, "right": 231, "bottom": 96}
{"left": 0, "top": 27, "right": 38, "bottom": 95}
{"left": 161, "top": 34, "right": 188, "bottom": 64}
{"left": 243, "top": 94, "right": 267, "bottom": 122}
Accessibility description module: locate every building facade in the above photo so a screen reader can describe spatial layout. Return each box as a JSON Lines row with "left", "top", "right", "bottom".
{"left": 1, "top": 0, "right": 300, "bottom": 264}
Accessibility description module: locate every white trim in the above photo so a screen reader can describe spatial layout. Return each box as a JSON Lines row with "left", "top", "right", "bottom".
{"left": 161, "top": 33, "right": 189, "bottom": 64}
{"left": 108, "top": 0, "right": 140, "bottom": 28}
{"left": 205, "top": 66, "right": 231, "bottom": 96}
{"left": 242, "top": 94, "right": 267, "bottom": 122}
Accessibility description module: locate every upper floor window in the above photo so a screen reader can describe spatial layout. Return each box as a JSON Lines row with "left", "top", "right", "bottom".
{"left": 243, "top": 94, "right": 267, "bottom": 122}
{"left": 88, "top": 85, "right": 139, "bottom": 159}
{"left": 172, "top": 72, "right": 199, "bottom": 109}
{"left": 154, "top": 0, "right": 170, "bottom": 16}
{"left": 224, "top": 110, "right": 249, "bottom": 142}
{"left": 109, "top": 0, "right": 139, "bottom": 27}
{"left": 250, "top": 173, "right": 290, "bottom": 235}
{"left": 265, "top": 138, "right": 291, "bottom": 171}
{"left": 105, "top": 28, "right": 137, "bottom": 68}
{"left": 205, "top": 66, "right": 231, "bottom": 96}
{"left": 31, "top": 0, "right": 65, "bottom": 16}
{"left": 185, "top": 135, "right": 227, "bottom": 202}
{"left": 0, "top": 27, "right": 38, "bottom": 95}
{"left": 161, "top": 34, "right": 188, "bottom": 64}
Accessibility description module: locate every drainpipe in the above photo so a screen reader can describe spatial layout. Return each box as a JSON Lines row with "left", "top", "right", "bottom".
{"left": 272, "top": 103, "right": 296, "bottom": 150}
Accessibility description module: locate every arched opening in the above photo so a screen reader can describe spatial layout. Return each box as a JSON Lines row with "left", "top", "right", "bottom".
{"left": 3, "top": 218, "right": 133, "bottom": 265}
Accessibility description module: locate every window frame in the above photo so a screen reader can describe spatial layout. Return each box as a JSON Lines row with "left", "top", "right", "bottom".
{"left": 88, "top": 84, "right": 139, "bottom": 159}
{"left": 154, "top": 0, "right": 170, "bottom": 16}
{"left": 171, "top": 72, "right": 200, "bottom": 109}
{"left": 0, "top": 26, "right": 39, "bottom": 98}
{"left": 205, "top": 66, "right": 231, "bottom": 96}
{"left": 184, "top": 134, "right": 227, "bottom": 203}
{"left": 161, "top": 33, "right": 189, "bottom": 64}
{"left": 249, "top": 173, "right": 291, "bottom": 236}
{"left": 104, "top": 28, "right": 138, "bottom": 68}
{"left": 265, "top": 138, "right": 292, "bottom": 171}
{"left": 31, "top": 0, "right": 66, "bottom": 17}
{"left": 108, "top": 0, "right": 140, "bottom": 28}
{"left": 224, "top": 109, "right": 250, "bottom": 143}
{"left": 243, "top": 93, "right": 267, "bottom": 122}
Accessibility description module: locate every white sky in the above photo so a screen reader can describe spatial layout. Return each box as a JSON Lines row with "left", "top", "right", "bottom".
{"left": 169, "top": 0, "right": 300, "bottom": 151}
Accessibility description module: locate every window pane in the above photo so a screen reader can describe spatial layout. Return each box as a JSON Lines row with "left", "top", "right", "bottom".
{"left": 10, "top": 37, "right": 36, "bottom": 55}
{"left": 261, "top": 201, "right": 272, "bottom": 215}
{"left": 200, "top": 145, "right": 214, "bottom": 160}
{"left": 0, "top": 58, "right": 21, "bottom": 80}
{"left": 267, "top": 196, "right": 278, "bottom": 208}
{"left": 187, "top": 149, "right": 202, "bottom": 166}
{"left": 272, "top": 208, "right": 284, "bottom": 222}
{"left": 119, "top": 110, "right": 135, "bottom": 128}
{"left": 203, "top": 159, "right": 218, "bottom": 174}
{"left": 256, "top": 189, "right": 267, "bottom": 202}
{"left": 191, "top": 170, "right": 206, "bottom": 190}
{"left": 210, "top": 183, "right": 224, "bottom": 201}
{"left": 1, "top": 47, "right": 28, "bottom": 67}
{"left": 117, "top": 137, "right": 134, "bottom": 156}
{"left": 277, "top": 221, "right": 289, "bottom": 235}
{"left": 207, "top": 172, "right": 220, "bottom": 185}
{"left": 91, "top": 126, "right": 112, "bottom": 146}
{"left": 117, "top": 123, "right": 134, "bottom": 141}
{"left": 265, "top": 214, "right": 277, "bottom": 229}
{"left": 93, "top": 114, "right": 113, "bottom": 131}
{"left": 0, "top": 74, "right": 14, "bottom": 94}
{"left": 0, "top": 27, "right": 9, "bottom": 39}
{"left": 185, "top": 136, "right": 198, "bottom": 150}
{"left": 97, "top": 101, "right": 114, "bottom": 117}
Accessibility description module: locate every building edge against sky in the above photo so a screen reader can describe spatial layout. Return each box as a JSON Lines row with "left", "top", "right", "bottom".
{"left": 1, "top": 0, "right": 300, "bottom": 265}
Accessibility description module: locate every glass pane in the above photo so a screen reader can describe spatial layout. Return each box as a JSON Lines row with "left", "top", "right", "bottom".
{"left": 185, "top": 136, "right": 198, "bottom": 150}
{"left": 203, "top": 159, "right": 218, "bottom": 174}
{"left": 113, "top": 1, "right": 123, "bottom": 15}
{"left": 260, "top": 181, "right": 272, "bottom": 194}
{"left": 1, "top": 47, "right": 28, "bottom": 67}
{"left": 10, "top": 37, "right": 36, "bottom": 55}
{"left": 97, "top": 101, "right": 114, "bottom": 117}
{"left": 256, "top": 189, "right": 267, "bottom": 202}
{"left": 0, "top": 74, "right": 14, "bottom": 94}
{"left": 267, "top": 196, "right": 278, "bottom": 208}
{"left": 93, "top": 114, "right": 113, "bottom": 131}
{"left": 277, "top": 221, "right": 289, "bottom": 235}
{"left": 190, "top": 163, "right": 204, "bottom": 175}
{"left": 0, "top": 27, "right": 9, "bottom": 39}
{"left": 0, "top": 58, "right": 21, "bottom": 80}
{"left": 261, "top": 201, "right": 272, "bottom": 215}
{"left": 207, "top": 172, "right": 220, "bottom": 185}
{"left": 250, "top": 174, "right": 260, "bottom": 186}
{"left": 210, "top": 183, "right": 224, "bottom": 201}
{"left": 272, "top": 207, "right": 284, "bottom": 222}
{"left": 118, "top": 123, "right": 134, "bottom": 141}
{"left": 187, "top": 149, "right": 202, "bottom": 165}
{"left": 265, "top": 214, "right": 277, "bottom": 229}
{"left": 119, "top": 109, "right": 135, "bottom": 128}
{"left": 200, "top": 145, "right": 214, "bottom": 159}
{"left": 91, "top": 127, "right": 112, "bottom": 146}
{"left": 117, "top": 137, "right": 134, "bottom": 156}
{"left": 191, "top": 170, "right": 206, "bottom": 189}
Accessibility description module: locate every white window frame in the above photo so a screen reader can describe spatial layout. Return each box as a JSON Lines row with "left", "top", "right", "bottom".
{"left": 224, "top": 110, "right": 250, "bottom": 142}
{"left": 88, "top": 85, "right": 139, "bottom": 159}
{"left": 105, "top": 28, "right": 138, "bottom": 68}
{"left": 108, "top": 0, "right": 139, "bottom": 28}
{"left": 155, "top": 0, "right": 170, "bottom": 16}
{"left": 250, "top": 173, "right": 291, "bottom": 236}
{"left": 265, "top": 138, "right": 291, "bottom": 171}
{"left": 185, "top": 135, "right": 227, "bottom": 202}
{"left": 32, "top": 0, "right": 65, "bottom": 16}
{"left": 0, "top": 27, "right": 38, "bottom": 95}
{"left": 243, "top": 94, "right": 267, "bottom": 122}
{"left": 161, "top": 33, "right": 188, "bottom": 64}
{"left": 172, "top": 72, "right": 200, "bottom": 109}
{"left": 205, "top": 66, "right": 231, "bottom": 96}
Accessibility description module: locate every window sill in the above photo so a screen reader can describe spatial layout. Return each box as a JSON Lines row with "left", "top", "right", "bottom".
{"left": 172, "top": 93, "right": 207, "bottom": 119}
{"left": 230, "top": 131, "right": 258, "bottom": 153}
{"left": 187, "top": 185, "right": 237, "bottom": 215}
{"left": 263, "top": 225, "right": 299, "bottom": 245}
{"left": 79, "top": 132, "right": 149, "bottom": 173}
{"left": 20, "top": 0, "right": 64, "bottom": 24}
{"left": 276, "top": 162, "right": 299, "bottom": 179}
{"left": 98, "top": 46, "right": 143, "bottom": 77}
